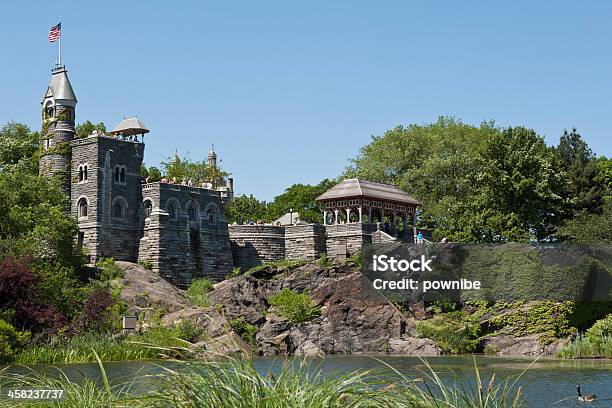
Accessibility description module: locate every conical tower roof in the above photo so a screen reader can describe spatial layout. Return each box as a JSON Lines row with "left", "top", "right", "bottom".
{"left": 43, "top": 67, "right": 77, "bottom": 106}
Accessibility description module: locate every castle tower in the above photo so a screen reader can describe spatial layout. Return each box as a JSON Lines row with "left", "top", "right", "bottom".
{"left": 208, "top": 144, "right": 217, "bottom": 169}
{"left": 39, "top": 66, "right": 77, "bottom": 196}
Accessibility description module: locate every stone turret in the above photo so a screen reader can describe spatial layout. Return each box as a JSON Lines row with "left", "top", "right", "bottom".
{"left": 208, "top": 144, "right": 217, "bottom": 169}
{"left": 39, "top": 66, "right": 77, "bottom": 196}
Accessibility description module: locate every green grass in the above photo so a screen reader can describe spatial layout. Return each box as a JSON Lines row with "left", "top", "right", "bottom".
{"left": 557, "top": 333, "right": 612, "bottom": 359}
{"left": 0, "top": 357, "right": 528, "bottom": 407}
{"left": 13, "top": 328, "right": 193, "bottom": 365}
{"left": 186, "top": 278, "right": 214, "bottom": 307}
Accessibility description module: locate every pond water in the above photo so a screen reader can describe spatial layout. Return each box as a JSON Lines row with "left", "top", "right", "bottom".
{"left": 3, "top": 355, "right": 612, "bottom": 407}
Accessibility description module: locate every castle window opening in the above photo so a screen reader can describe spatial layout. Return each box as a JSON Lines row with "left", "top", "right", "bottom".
{"left": 113, "top": 200, "right": 125, "bottom": 219}
{"left": 144, "top": 200, "right": 153, "bottom": 219}
{"left": 207, "top": 208, "right": 216, "bottom": 223}
{"left": 120, "top": 168, "right": 126, "bottom": 183}
{"left": 188, "top": 203, "right": 198, "bottom": 222}
{"left": 77, "top": 198, "right": 88, "bottom": 218}
{"left": 167, "top": 202, "right": 177, "bottom": 220}
{"left": 114, "top": 166, "right": 120, "bottom": 182}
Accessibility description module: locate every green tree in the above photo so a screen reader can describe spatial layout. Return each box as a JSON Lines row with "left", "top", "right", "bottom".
{"left": 75, "top": 120, "right": 106, "bottom": 139}
{"left": 226, "top": 194, "right": 268, "bottom": 224}
{"left": 554, "top": 128, "right": 604, "bottom": 215}
{"left": 266, "top": 179, "right": 336, "bottom": 224}
{"left": 345, "top": 117, "right": 495, "bottom": 241}
{"left": 554, "top": 200, "right": 612, "bottom": 243}
{"left": 474, "top": 126, "right": 565, "bottom": 242}
{"left": 161, "top": 153, "right": 229, "bottom": 186}
{"left": 0, "top": 122, "right": 38, "bottom": 174}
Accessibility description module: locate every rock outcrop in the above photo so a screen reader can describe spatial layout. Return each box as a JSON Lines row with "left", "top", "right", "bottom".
{"left": 208, "top": 262, "right": 440, "bottom": 356}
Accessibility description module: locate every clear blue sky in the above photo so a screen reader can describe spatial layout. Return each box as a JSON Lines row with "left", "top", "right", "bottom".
{"left": 2, "top": 1, "right": 611, "bottom": 200}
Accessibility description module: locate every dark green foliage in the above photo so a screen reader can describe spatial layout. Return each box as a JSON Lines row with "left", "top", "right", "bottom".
{"left": 75, "top": 120, "right": 106, "bottom": 138}
{"left": 416, "top": 311, "right": 481, "bottom": 353}
{"left": 175, "top": 319, "right": 204, "bottom": 343}
{"left": 225, "top": 194, "right": 269, "bottom": 224}
{"left": 554, "top": 200, "right": 612, "bottom": 243}
{"left": 266, "top": 179, "right": 336, "bottom": 224}
{"left": 229, "top": 316, "right": 258, "bottom": 349}
{"left": 268, "top": 288, "right": 320, "bottom": 323}
{"left": 555, "top": 128, "right": 604, "bottom": 215}
{"left": 96, "top": 258, "right": 124, "bottom": 280}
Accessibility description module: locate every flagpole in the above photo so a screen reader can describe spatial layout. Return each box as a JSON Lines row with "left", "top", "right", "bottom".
{"left": 58, "top": 16, "right": 62, "bottom": 67}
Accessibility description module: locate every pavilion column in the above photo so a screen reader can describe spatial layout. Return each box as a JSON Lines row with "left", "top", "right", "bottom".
{"left": 358, "top": 205, "right": 363, "bottom": 223}
{"left": 403, "top": 212, "right": 409, "bottom": 238}
{"left": 345, "top": 207, "right": 351, "bottom": 224}
{"left": 413, "top": 211, "right": 418, "bottom": 242}
{"left": 368, "top": 206, "right": 372, "bottom": 223}
{"left": 392, "top": 210, "right": 397, "bottom": 237}
{"left": 323, "top": 210, "right": 328, "bottom": 225}
{"left": 334, "top": 209, "right": 339, "bottom": 225}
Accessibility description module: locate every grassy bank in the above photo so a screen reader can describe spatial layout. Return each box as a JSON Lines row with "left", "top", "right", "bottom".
{"left": 0, "top": 356, "right": 526, "bottom": 408}
{"left": 13, "top": 327, "right": 195, "bottom": 365}
{"left": 558, "top": 334, "right": 612, "bottom": 359}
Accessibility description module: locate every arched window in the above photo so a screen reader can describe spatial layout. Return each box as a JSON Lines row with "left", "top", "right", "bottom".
{"left": 120, "top": 168, "right": 126, "bottom": 183}
{"left": 113, "top": 200, "right": 125, "bottom": 219}
{"left": 144, "top": 200, "right": 153, "bottom": 219}
{"left": 188, "top": 203, "right": 198, "bottom": 222}
{"left": 167, "top": 202, "right": 177, "bottom": 220}
{"left": 114, "top": 166, "right": 120, "bottom": 182}
{"left": 207, "top": 207, "right": 216, "bottom": 223}
{"left": 77, "top": 198, "right": 88, "bottom": 218}
{"left": 78, "top": 164, "right": 89, "bottom": 183}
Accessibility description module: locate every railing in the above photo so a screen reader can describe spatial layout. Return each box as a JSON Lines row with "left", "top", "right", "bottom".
{"left": 142, "top": 182, "right": 222, "bottom": 197}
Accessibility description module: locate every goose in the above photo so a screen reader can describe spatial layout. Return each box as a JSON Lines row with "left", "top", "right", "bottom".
{"left": 577, "top": 385, "right": 597, "bottom": 403}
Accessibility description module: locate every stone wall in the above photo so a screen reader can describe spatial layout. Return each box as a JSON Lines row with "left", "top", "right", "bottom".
{"left": 324, "top": 223, "right": 377, "bottom": 258}
{"left": 139, "top": 182, "right": 233, "bottom": 287}
{"left": 71, "top": 135, "right": 144, "bottom": 263}
{"left": 228, "top": 225, "right": 285, "bottom": 271}
{"left": 285, "top": 224, "right": 326, "bottom": 260}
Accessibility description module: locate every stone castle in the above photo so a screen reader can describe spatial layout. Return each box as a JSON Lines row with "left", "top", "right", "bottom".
{"left": 39, "top": 65, "right": 422, "bottom": 287}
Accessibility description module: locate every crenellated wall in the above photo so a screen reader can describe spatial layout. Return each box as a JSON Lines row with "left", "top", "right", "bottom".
{"left": 138, "top": 182, "right": 234, "bottom": 288}
{"left": 228, "top": 222, "right": 381, "bottom": 271}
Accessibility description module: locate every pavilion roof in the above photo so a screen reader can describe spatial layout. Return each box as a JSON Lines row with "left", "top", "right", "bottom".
{"left": 315, "top": 178, "right": 421, "bottom": 205}
{"left": 110, "top": 117, "right": 150, "bottom": 136}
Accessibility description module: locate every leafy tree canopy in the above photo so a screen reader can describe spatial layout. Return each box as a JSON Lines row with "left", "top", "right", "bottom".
{"left": 75, "top": 121, "right": 106, "bottom": 139}
{"left": 161, "top": 153, "right": 229, "bottom": 186}
{"left": 226, "top": 194, "right": 268, "bottom": 224}
{"left": 266, "top": 179, "right": 336, "bottom": 224}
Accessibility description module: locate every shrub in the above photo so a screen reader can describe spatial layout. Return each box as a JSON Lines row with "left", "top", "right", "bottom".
{"left": 138, "top": 259, "right": 154, "bottom": 270}
{"left": 416, "top": 312, "right": 480, "bottom": 354}
{"left": 268, "top": 288, "right": 320, "bottom": 324}
{"left": 0, "top": 319, "right": 30, "bottom": 362}
{"left": 586, "top": 313, "right": 612, "bottom": 340}
{"left": 225, "top": 267, "right": 242, "bottom": 279}
{"left": 71, "top": 284, "right": 117, "bottom": 334}
{"left": 186, "top": 278, "right": 214, "bottom": 307}
{"left": 0, "top": 256, "right": 66, "bottom": 333}
{"left": 175, "top": 319, "right": 204, "bottom": 343}
{"left": 229, "top": 316, "right": 258, "bottom": 350}
{"left": 317, "top": 254, "right": 331, "bottom": 267}
{"left": 96, "top": 258, "right": 123, "bottom": 280}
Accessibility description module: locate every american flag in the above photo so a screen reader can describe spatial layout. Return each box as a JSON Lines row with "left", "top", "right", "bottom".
{"left": 48, "top": 23, "right": 61, "bottom": 43}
